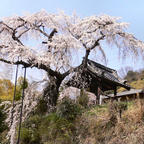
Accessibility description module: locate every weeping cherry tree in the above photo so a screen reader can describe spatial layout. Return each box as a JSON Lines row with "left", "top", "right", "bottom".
{"left": 0, "top": 10, "right": 143, "bottom": 107}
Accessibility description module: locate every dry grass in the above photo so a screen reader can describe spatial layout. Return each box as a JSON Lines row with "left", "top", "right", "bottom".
{"left": 12, "top": 99, "right": 144, "bottom": 144}
{"left": 118, "top": 79, "right": 144, "bottom": 93}
{"left": 75, "top": 99, "right": 144, "bottom": 144}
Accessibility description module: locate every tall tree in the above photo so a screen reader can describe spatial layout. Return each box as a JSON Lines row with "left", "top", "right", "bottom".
{"left": 0, "top": 10, "right": 143, "bottom": 107}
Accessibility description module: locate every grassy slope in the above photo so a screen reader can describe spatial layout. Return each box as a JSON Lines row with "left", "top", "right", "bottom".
{"left": 18, "top": 99, "right": 144, "bottom": 144}
{"left": 118, "top": 79, "right": 144, "bottom": 92}
{"left": 77, "top": 101, "right": 144, "bottom": 144}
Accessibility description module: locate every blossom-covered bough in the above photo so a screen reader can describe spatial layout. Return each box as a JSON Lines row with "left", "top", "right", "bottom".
{"left": 0, "top": 10, "right": 144, "bottom": 107}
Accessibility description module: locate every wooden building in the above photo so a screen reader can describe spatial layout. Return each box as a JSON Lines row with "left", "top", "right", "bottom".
{"left": 67, "top": 59, "right": 130, "bottom": 104}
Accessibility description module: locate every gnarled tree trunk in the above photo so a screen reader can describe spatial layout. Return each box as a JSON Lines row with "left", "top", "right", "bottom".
{"left": 43, "top": 75, "right": 62, "bottom": 109}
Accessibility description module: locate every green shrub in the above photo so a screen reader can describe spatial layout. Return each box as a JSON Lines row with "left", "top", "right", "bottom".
{"left": 39, "top": 113, "right": 75, "bottom": 144}
{"left": 23, "top": 115, "right": 41, "bottom": 128}
{"left": 20, "top": 113, "right": 76, "bottom": 144}
{"left": 35, "top": 99, "right": 48, "bottom": 114}
{"left": 77, "top": 89, "right": 89, "bottom": 108}
{"left": 0, "top": 100, "right": 8, "bottom": 142}
{"left": 56, "top": 97, "right": 82, "bottom": 121}
{"left": 20, "top": 127, "right": 41, "bottom": 144}
{"left": 20, "top": 115, "right": 41, "bottom": 144}
{"left": 15, "top": 76, "right": 29, "bottom": 101}
{"left": 0, "top": 103, "right": 7, "bottom": 133}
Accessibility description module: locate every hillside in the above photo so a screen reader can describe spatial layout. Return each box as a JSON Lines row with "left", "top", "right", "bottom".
{"left": 1, "top": 69, "right": 144, "bottom": 144}
{"left": 118, "top": 79, "right": 144, "bottom": 92}
{"left": 118, "top": 70, "right": 144, "bottom": 92}
{"left": 1, "top": 97, "right": 144, "bottom": 144}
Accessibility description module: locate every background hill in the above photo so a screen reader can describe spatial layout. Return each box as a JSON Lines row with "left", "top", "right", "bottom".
{"left": 118, "top": 69, "right": 144, "bottom": 92}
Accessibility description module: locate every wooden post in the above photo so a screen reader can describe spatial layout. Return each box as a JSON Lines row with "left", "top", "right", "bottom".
{"left": 95, "top": 86, "right": 98, "bottom": 105}
{"left": 114, "top": 86, "right": 117, "bottom": 101}
{"left": 95, "top": 86, "right": 101, "bottom": 105}
{"left": 11, "top": 62, "right": 19, "bottom": 126}
{"left": 17, "top": 67, "right": 27, "bottom": 144}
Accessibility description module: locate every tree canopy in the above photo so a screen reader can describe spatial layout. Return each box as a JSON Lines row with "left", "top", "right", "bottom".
{"left": 0, "top": 10, "right": 143, "bottom": 75}
{"left": 0, "top": 10, "right": 144, "bottom": 106}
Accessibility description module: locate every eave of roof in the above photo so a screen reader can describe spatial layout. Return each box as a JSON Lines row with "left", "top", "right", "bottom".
{"left": 107, "top": 89, "right": 143, "bottom": 98}
{"left": 87, "top": 59, "right": 130, "bottom": 90}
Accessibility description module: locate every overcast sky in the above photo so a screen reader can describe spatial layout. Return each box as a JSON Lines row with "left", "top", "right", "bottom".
{"left": 0, "top": 0, "right": 144, "bottom": 80}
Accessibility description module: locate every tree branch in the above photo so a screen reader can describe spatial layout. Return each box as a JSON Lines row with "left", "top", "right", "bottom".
{"left": 48, "top": 28, "right": 57, "bottom": 40}
{"left": 0, "top": 58, "right": 63, "bottom": 80}
{"left": 17, "top": 28, "right": 30, "bottom": 38}
{"left": 42, "top": 28, "right": 58, "bottom": 44}
{"left": 89, "top": 32, "right": 105, "bottom": 51}
{"left": 12, "top": 30, "right": 24, "bottom": 45}
{"left": 82, "top": 49, "right": 90, "bottom": 68}
{"left": 18, "top": 17, "right": 50, "bottom": 38}
{"left": 62, "top": 64, "right": 82, "bottom": 78}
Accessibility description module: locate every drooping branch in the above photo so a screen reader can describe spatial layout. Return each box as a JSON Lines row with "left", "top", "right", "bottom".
{"left": 17, "top": 28, "right": 30, "bottom": 39}
{"left": 0, "top": 58, "right": 63, "bottom": 80}
{"left": 0, "top": 11, "right": 143, "bottom": 85}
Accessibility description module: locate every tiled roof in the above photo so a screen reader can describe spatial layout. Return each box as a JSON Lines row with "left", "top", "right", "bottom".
{"left": 87, "top": 59, "right": 130, "bottom": 89}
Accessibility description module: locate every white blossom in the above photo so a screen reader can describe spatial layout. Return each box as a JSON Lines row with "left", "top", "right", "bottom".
{"left": 0, "top": 10, "right": 143, "bottom": 74}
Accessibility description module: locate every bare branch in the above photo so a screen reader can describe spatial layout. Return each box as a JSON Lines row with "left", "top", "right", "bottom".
{"left": 42, "top": 28, "right": 58, "bottom": 44}
{"left": 12, "top": 30, "right": 24, "bottom": 45}
{"left": 62, "top": 64, "right": 82, "bottom": 78}
{"left": 17, "top": 28, "right": 30, "bottom": 38}
{"left": 89, "top": 33, "right": 105, "bottom": 51}
{"left": 0, "top": 22, "right": 13, "bottom": 31}
{"left": 48, "top": 28, "right": 57, "bottom": 40}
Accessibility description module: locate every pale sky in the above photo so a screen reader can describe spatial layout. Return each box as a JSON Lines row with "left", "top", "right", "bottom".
{"left": 0, "top": 0, "right": 144, "bottom": 80}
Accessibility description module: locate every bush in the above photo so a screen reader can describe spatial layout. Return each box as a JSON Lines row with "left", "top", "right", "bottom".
{"left": 0, "top": 100, "right": 8, "bottom": 142}
{"left": 77, "top": 89, "right": 89, "bottom": 108}
{"left": 34, "top": 99, "right": 48, "bottom": 114}
{"left": 39, "top": 113, "right": 75, "bottom": 144}
{"left": 20, "top": 113, "right": 76, "bottom": 144}
{"left": 56, "top": 97, "right": 82, "bottom": 121}
{"left": 108, "top": 101, "right": 128, "bottom": 123}
{"left": 20, "top": 127, "right": 41, "bottom": 144}
{"left": 0, "top": 103, "right": 7, "bottom": 133}
{"left": 20, "top": 115, "right": 41, "bottom": 144}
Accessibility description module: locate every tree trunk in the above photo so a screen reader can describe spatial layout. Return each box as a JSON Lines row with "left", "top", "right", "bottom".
{"left": 43, "top": 75, "right": 62, "bottom": 109}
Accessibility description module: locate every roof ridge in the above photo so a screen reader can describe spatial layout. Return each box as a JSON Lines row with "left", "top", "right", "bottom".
{"left": 87, "top": 59, "right": 116, "bottom": 73}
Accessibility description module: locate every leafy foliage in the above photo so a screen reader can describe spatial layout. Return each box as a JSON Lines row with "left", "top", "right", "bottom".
{"left": 0, "top": 100, "right": 8, "bottom": 142}
{"left": 125, "top": 70, "right": 139, "bottom": 82}
{"left": 34, "top": 98, "right": 48, "bottom": 115}
{"left": 20, "top": 115, "right": 41, "bottom": 144}
{"left": 118, "top": 69, "right": 144, "bottom": 92}
{"left": 124, "top": 69, "right": 144, "bottom": 83}
{"left": 20, "top": 113, "right": 76, "bottom": 144}
{"left": 0, "top": 10, "right": 144, "bottom": 107}
{"left": 0, "top": 79, "right": 14, "bottom": 101}
{"left": 15, "top": 76, "right": 28, "bottom": 101}
{"left": 56, "top": 97, "right": 82, "bottom": 121}
{"left": 18, "top": 99, "right": 144, "bottom": 144}
{"left": 76, "top": 89, "right": 89, "bottom": 108}
{"left": 0, "top": 77, "right": 28, "bottom": 101}
{"left": 0, "top": 104, "right": 7, "bottom": 133}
